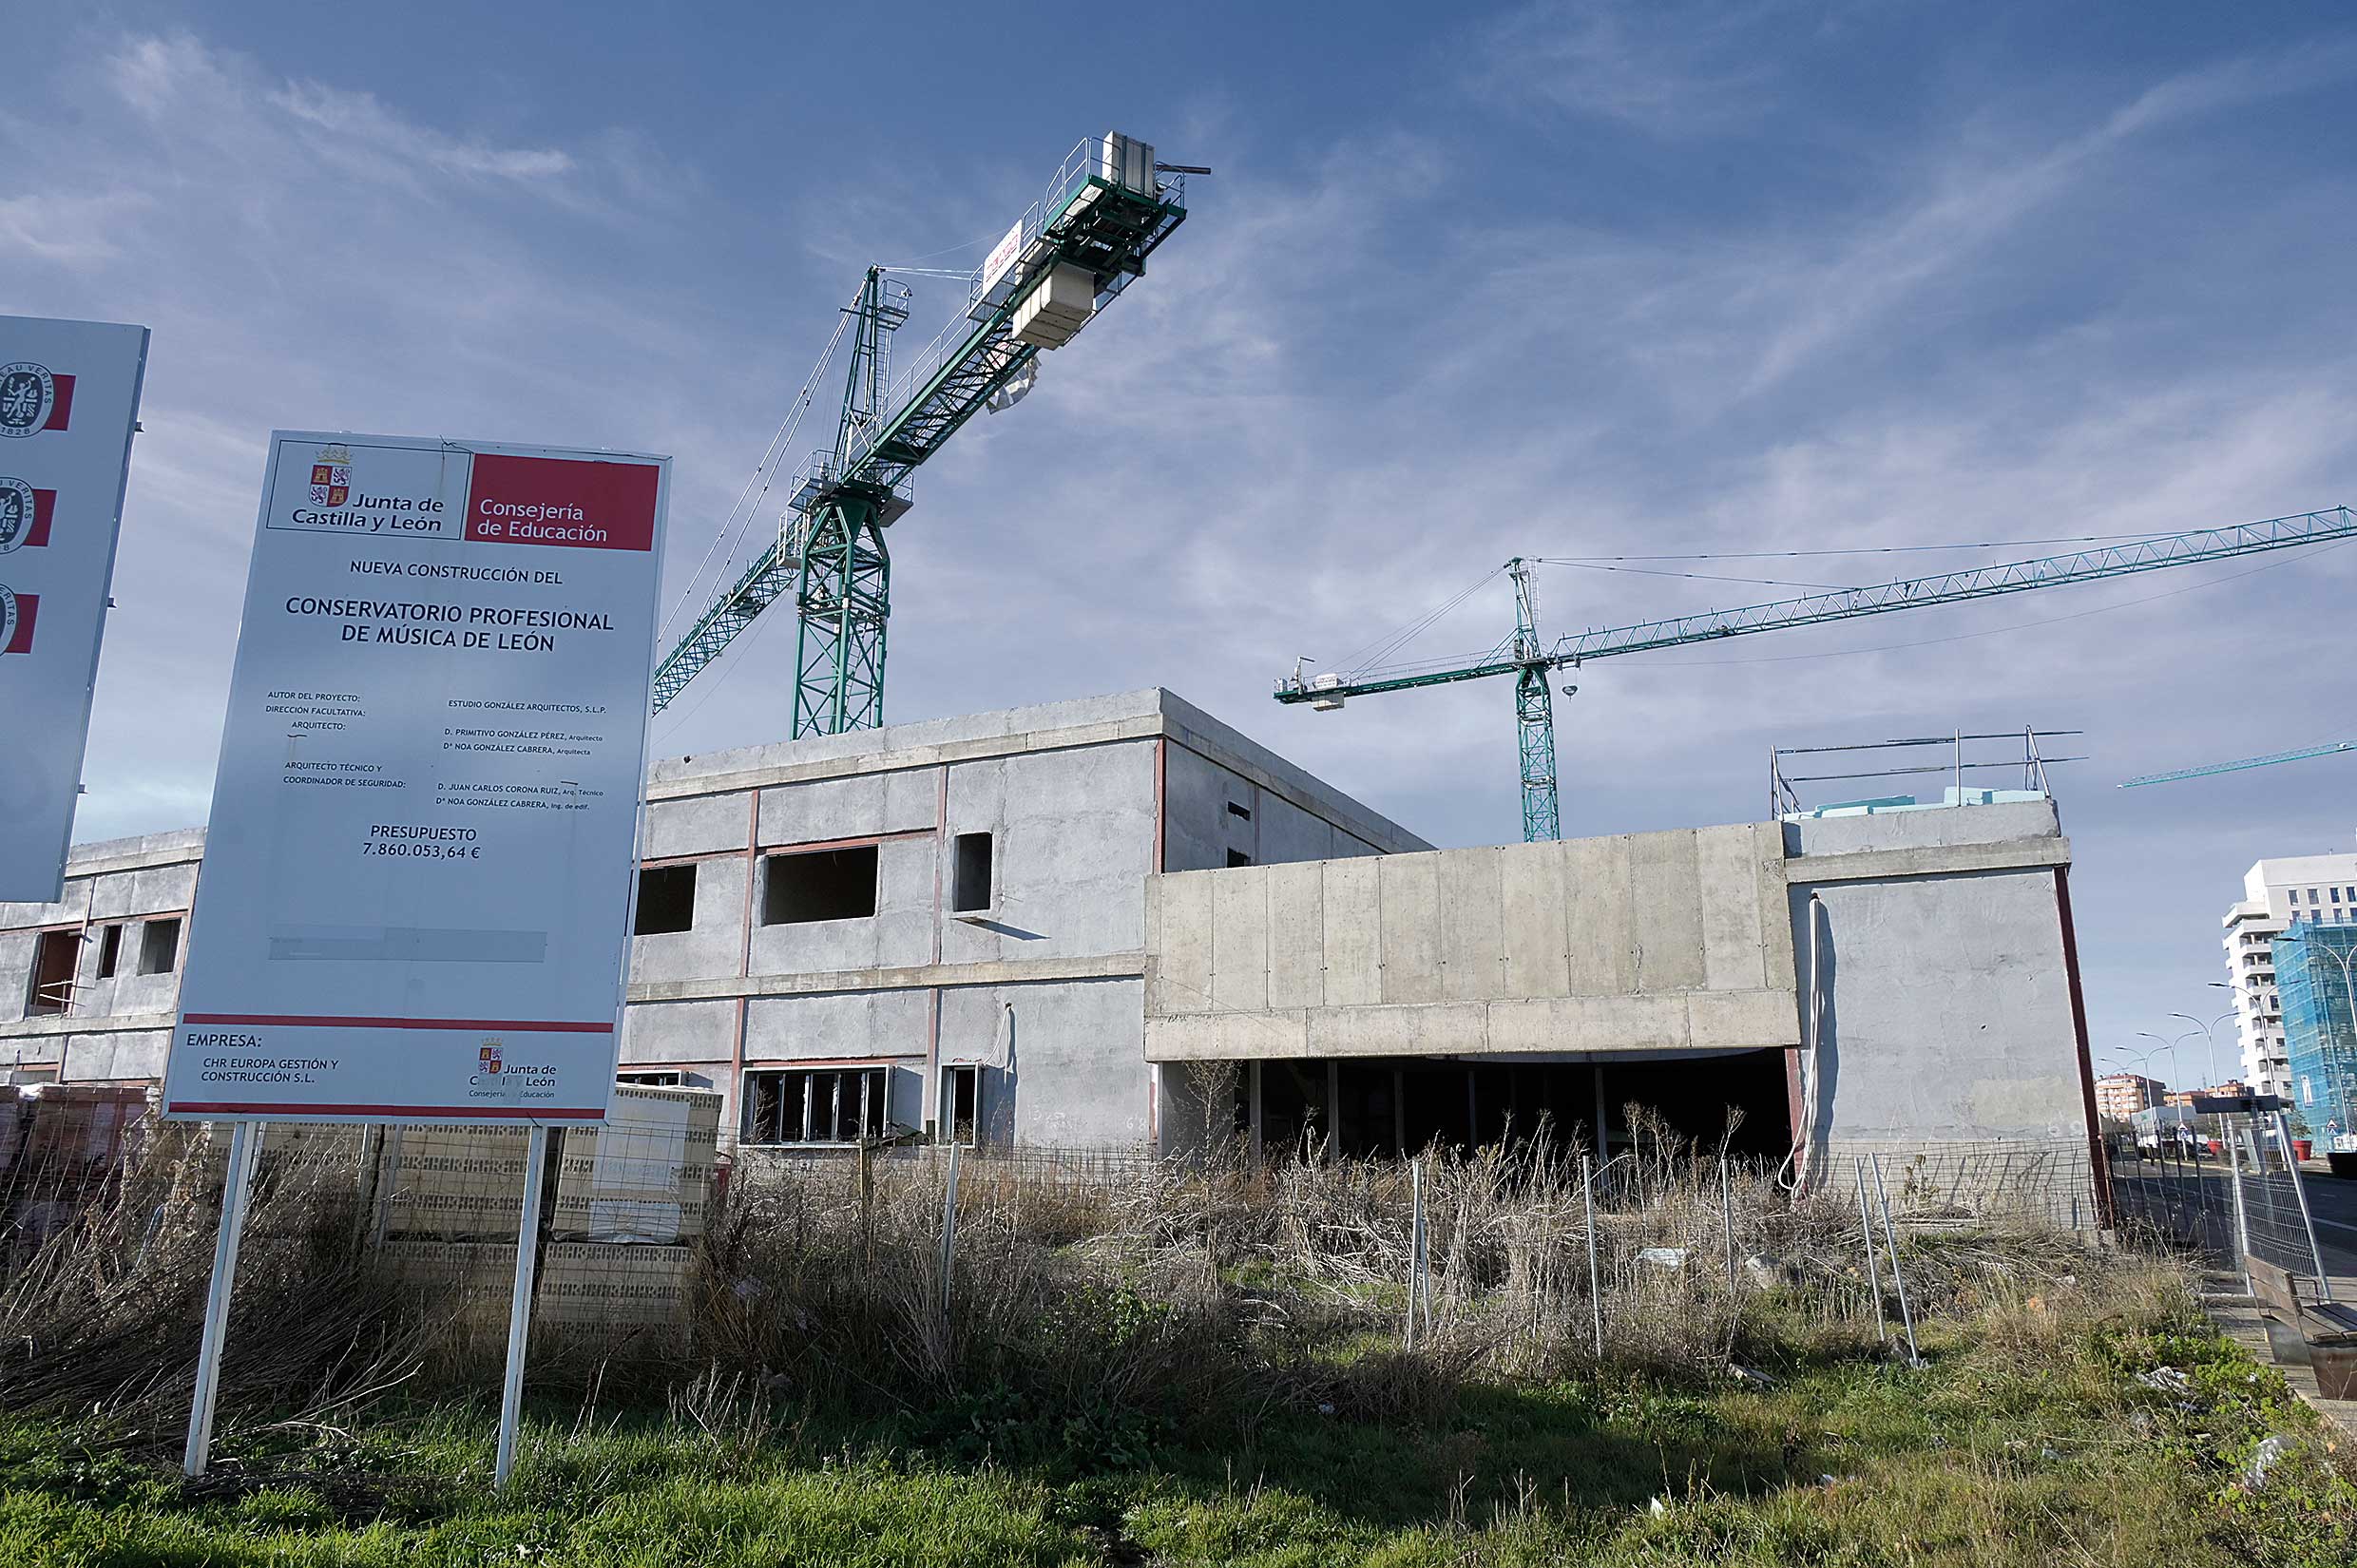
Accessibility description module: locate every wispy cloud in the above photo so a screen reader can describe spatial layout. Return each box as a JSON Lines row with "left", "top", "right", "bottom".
{"left": 270, "top": 80, "right": 574, "bottom": 181}
{"left": 1466, "top": 0, "right": 1799, "bottom": 135}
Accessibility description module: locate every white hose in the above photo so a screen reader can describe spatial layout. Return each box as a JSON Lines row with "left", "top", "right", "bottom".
{"left": 1780, "top": 892, "right": 1828, "bottom": 1194}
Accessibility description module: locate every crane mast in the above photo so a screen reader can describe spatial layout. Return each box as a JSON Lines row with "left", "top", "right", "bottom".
{"left": 652, "top": 135, "right": 1189, "bottom": 728}
{"left": 1277, "top": 507, "right": 2357, "bottom": 840}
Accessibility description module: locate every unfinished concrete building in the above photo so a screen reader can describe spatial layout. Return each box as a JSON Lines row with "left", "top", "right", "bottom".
{"left": 1146, "top": 795, "right": 2103, "bottom": 1196}
{"left": 1, "top": 692, "right": 2104, "bottom": 1203}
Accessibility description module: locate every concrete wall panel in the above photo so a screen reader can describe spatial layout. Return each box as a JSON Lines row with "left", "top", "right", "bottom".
{"left": 1307, "top": 1001, "right": 1487, "bottom": 1059}
{"left": 1321, "top": 858, "right": 1382, "bottom": 1006}
{"left": 757, "top": 773, "right": 932, "bottom": 847}
{"left": 1500, "top": 841, "right": 1571, "bottom": 1001}
{"left": 1438, "top": 847, "right": 1505, "bottom": 1003}
{"left": 87, "top": 863, "right": 196, "bottom": 921}
{"left": 619, "top": 999, "right": 737, "bottom": 1065}
{"left": 61, "top": 1028, "right": 169, "bottom": 1082}
{"left": 1154, "top": 872, "right": 1213, "bottom": 1016}
{"left": 1209, "top": 867, "right": 1269, "bottom": 1015}
{"left": 1145, "top": 1009, "right": 1309, "bottom": 1061}
{"left": 1562, "top": 835, "right": 1636, "bottom": 994}
{"left": 1697, "top": 823, "right": 1769, "bottom": 992}
{"left": 1265, "top": 862, "right": 1324, "bottom": 1012}
{"left": 1630, "top": 830, "right": 1706, "bottom": 993}
{"left": 1377, "top": 854, "right": 1442, "bottom": 1004}
{"left": 743, "top": 987, "right": 930, "bottom": 1064}
{"left": 644, "top": 794, "right": 752, "bottom": 859}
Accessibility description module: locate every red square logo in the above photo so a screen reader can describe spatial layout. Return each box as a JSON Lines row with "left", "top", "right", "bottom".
{"left": 464, "top": 453, "right": 660, "bottom": 551}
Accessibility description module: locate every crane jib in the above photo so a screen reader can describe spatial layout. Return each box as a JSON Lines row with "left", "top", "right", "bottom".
{"left": 650, "top": 135, "right": 1188, "bottom": 720}
{"left": 1272, "top": 506, "right": 2353, "bottom": 841}
{"left": 1555, "top": 507, "right": 2354, "bottom": 662}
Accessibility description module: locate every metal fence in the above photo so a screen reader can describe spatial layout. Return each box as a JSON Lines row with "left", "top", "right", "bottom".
{"left": 2108, "top": 1113, "right": 2331, "bottom": 1285}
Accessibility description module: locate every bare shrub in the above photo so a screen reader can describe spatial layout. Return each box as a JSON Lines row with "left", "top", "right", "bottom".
{"left": 0, "top": 1120, "right": 425, "bottom": 1437}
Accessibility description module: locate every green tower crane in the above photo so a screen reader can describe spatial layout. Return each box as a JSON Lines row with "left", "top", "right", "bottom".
{"left": 1276, "top": 507, "right": 2357, "bottom": 840}
{"left": 651, "top": 134, "right": 1190, "bottom": 730}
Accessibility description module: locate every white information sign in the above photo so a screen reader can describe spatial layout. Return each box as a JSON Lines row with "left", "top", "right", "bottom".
{"left": 0, "top": 316, "right": 148, "bottom": 902}
{"left": 981, "top": 219, "right": 1026, "bottom": 297}
{"left": 161, "top": 432, "right": 670, "bottom": 1124}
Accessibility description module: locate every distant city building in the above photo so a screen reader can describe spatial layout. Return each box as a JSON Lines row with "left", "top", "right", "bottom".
{"left": 2222, "top": 853, "right": 2357, "bottom": 1100}
{"left": 2275, "top": 924, "right": 2357, "bottom": 1152}
{"left": 2162, "top": 1080, "right": 2249, "bottom": 1108}
{"left": 2095, "top": 1072, "right": 2164, "bottom": 1121}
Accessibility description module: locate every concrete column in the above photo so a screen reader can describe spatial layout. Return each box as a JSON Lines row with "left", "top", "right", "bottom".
{"left": 1249, "top": 1061, "right": 1264, "bottom": 1160}
{"left": 1325, "top": 1061, "right": 1340, "bottom": 1160}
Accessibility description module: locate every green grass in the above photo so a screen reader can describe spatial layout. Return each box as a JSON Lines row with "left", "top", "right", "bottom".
{"left": 4, "top": 1296, "right": 2353, "bottom": 1566}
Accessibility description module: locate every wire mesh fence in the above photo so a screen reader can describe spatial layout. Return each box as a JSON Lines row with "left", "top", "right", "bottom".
{"left": 2107, "top": 1113, "right": 2329, "bottom": 1282}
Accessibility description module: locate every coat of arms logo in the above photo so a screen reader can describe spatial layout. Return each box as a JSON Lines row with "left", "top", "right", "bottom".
{"left": 0, "top": 583, "right": 19, "bottom": 652}
{"left": 480, "top": 1041, "right": 504, "bottom": 1076}
{"left": 0, "top": 477, "right": 31, "bottom": 552}
{"left": 310, "top": 444, "right": 353, "bottom": 507}
{"left": 0, "top": 363, "right": 55, "bottom": 439}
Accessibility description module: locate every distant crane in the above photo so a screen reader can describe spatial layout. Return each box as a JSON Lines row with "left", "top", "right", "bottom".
{"left": 1275, "top": 507, "right": 2357, "bottom": 840}
{"left": 2119, "top": 740, "right": 2357, "bottom": 789}
{"left": 652, "top": 134, "right": 1190, "bottom": 733}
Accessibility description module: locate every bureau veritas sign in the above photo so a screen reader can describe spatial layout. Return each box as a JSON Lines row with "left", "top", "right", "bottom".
{"left": 162, "top": 432, "right": 670, "bottom": 1125}
{"left": 0, "top": 316, "right": 148, "bottom": 902}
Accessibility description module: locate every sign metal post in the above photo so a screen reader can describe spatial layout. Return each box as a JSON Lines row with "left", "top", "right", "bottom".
{"left": 183, "top": 1119, "right": 261, "bottom": 1477}
{"left": 494, "top": 1125, "right": 550, "bottom": 1487}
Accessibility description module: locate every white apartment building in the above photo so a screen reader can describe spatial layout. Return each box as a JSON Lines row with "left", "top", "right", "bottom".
{"left": 2223, "top": 852, "right": 2357, "bottom": 1100}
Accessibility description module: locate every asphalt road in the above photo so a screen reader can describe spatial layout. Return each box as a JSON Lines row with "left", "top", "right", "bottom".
{"left": 2290, "top": 1158, "right": 2357, "bottom": 1279}
{"left": 2109, "top": 1146, "right": 2357, "bottom": 1283}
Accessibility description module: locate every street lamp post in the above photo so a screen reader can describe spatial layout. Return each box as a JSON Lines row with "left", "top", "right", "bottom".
{"left": 2170, "top": 1009, "right": 2241, "bottom": 1093}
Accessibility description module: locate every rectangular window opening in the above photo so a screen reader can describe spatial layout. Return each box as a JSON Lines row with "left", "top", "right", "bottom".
{"left": 760, "top": 846, "right": 878, "bottom": 926}
{"left": 617, "top": 1070, "right": 684, "bottom": 1087}
{"left": 1225, "top": 800, "right": 1253, "bottom": 821}
{"left": 28, "top": 931, "right": 77, "bottom": 1016}
{"left": 634, "top": 863, "right": 699, "bottom": 935}
{"left": 1227, "top": 849, "right": 1253, "bottom": 869}
{"left": 741, "top": 1066, "right": 887, "bottom": 1146}
{"left": 95, "top": 925, "right": 123, "bottom": 980}
{"left": 951, "top": 832, "right": 993, "bottom": 913}
{"left": 944, "top": 1064, "right": 980, "bottom": 1146}
{"left": 138, "top": 918, "right": 182, "bottom": 975}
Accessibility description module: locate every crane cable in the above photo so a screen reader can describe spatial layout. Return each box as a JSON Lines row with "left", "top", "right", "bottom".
{"left": 658, "top": 308, "right": 854, "bottom": 641}
{"left": 1330, "top": 564, "right": 1505, "bottom": 681}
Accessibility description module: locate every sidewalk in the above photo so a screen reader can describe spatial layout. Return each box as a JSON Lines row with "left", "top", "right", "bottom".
{"left": 2205, "top": 1274, "right": 2357, "bottom": 1438}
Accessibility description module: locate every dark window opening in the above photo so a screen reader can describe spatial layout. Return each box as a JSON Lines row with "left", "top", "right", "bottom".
{"left": 943, "top": 1064, "right": 980, "bottom": 1146}
{"left": 96, "top": 925, "right": 123, "bottom": 980}
{"left": 1253, "top": 1051, "right": 1794, "bottom": 1162}
{"left": 951, "top": 832, "right": 993, "bottom": 913}
{"left": 634, "top": 864, "right": 699, "bottom": 935}
{"left": 743, "top": 1066, "right": 888, "bottom": 1145}
{"left": 28, "top": 931, "right": 77, "bottom": 1016}
{"left": 1225, "top": 800, "right": 1253, "bottom": 821}
{"left": 617, "top": 1069, "right": 684, "bottom": 1087}
{"left": 138, "top": 918, "right": 181, "bottom": 975}
{"left": 761, "top": 846, "right": 878, "bottom": 925}
{"left": 1227, "top": 849, "right": 1253, "bottom": 868}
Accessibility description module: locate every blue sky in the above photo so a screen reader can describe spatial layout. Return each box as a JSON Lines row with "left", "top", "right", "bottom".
{"left": 7, "top": 1, "right": 2354, "bottom": 1083}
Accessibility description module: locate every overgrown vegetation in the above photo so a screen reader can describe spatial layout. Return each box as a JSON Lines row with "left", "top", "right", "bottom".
{"left": 2, "top": 1120, "right": 2352, "bottom": 1564}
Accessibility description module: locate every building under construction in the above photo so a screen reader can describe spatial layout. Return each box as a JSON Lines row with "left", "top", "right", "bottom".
{"left": 2, "top": 689, "right": 2101, "bottom": 1204}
